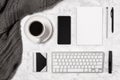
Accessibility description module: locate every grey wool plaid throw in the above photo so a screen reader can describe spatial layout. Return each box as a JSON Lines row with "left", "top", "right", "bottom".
{"left": 0, "top": 0, "right": 62, "bottom": 80}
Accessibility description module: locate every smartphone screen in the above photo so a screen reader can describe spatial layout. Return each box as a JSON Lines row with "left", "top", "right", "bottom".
{"left": 58, "top": 16, "right": 71, "bottom": 44}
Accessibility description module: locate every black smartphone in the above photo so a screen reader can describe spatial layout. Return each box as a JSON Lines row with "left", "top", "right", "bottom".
{"left": 58, "top": 16, "right": 71, "bottom": 44}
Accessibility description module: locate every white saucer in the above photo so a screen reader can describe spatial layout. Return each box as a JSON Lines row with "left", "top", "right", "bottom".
{"left": 24, "top": 15, "right": 53, "bottom": 43}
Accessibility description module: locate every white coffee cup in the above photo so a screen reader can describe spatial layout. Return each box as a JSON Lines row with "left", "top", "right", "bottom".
{"left": 24, "top": 15, "right": 53, "bottom": 43}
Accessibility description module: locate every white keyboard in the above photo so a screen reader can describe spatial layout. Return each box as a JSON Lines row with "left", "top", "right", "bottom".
{"left": 52, "top": 52, "right": 104, "bottom": 73}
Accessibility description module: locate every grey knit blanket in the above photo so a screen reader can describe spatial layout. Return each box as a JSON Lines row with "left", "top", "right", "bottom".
{"left": 0, "top": 0, "right": 62, "bottom": 80}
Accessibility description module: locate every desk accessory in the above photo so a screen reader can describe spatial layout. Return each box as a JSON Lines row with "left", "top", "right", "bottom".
{"left": 52, "top": 51, "right": 104, "bottom": 73}
{"left": 106, "top": 7, "right": 109, "bottom": 38}
{"left": 24, "top": 15, "right": 53, "bottom": 43}
{"left": 58, "top": 16, "right": 71, "bottom": 44}
{"left": 77, "top": 7, "right": 103, "bottom": 45}
{"left": 33, "top": 52, "right": 47, "bottom": 72}
{"left": 108, "top": 51, "right": 113, "bottom": 74}
{"left": 111, "top": 7, "right": 114, "bottom": 33}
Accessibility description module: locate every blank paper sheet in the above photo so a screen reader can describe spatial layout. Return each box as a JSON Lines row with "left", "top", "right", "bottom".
{"left": 77, "top": 7, "right": 103, "bottom": 45}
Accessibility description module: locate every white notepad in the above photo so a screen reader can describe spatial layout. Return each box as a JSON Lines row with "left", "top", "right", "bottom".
{"left": 77, "top": 7, "right": 103, "bottom": 45}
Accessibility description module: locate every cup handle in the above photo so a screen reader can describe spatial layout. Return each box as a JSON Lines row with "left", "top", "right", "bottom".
{"left": 39, "top": 38, "right": 42, "bottom": 43}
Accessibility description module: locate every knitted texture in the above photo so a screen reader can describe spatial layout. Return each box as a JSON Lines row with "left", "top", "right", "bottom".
{"left": 0, "top": 0, "right": 62, "bottom": 80}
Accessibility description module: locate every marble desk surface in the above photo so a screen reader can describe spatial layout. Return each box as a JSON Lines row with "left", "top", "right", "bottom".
{"left": 12, "top": 0, "right": 120, "bottom": 80}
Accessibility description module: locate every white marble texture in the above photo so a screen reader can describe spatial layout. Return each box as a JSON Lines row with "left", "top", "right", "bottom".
{"left": 12, "top": 0, "right": 120, "bottom": 80}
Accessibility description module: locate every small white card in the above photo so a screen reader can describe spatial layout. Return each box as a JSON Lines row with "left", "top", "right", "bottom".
{"left": 77, "top": 7, "right": 103, "bottom": 45}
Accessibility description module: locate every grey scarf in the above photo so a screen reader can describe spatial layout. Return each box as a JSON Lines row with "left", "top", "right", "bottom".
{"left": 0, "top": 0, "right": 62, "bottom": 80}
